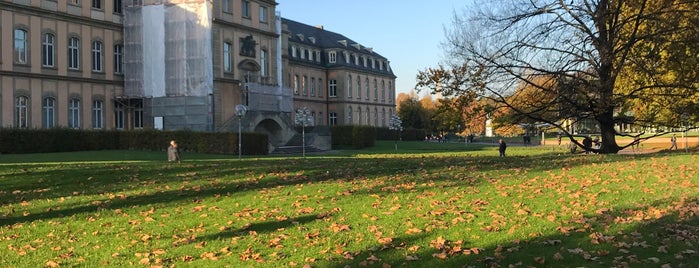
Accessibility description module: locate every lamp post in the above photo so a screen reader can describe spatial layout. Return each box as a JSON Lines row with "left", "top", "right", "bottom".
{"left": 389, "top": 114, "right": 403, "bottom": 151}
{"left": 294, "top": 106, "right": 313, "bottom": 157}
{"left": 235, "top": 104, "right": 247, "bottom": 160}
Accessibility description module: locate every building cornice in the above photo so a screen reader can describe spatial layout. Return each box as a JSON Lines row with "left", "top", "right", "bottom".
{"left": 0, "top": 70, "right": 123, "bottom": 86}
{"left": 0, "top": 2, "right": 123, "bottom": 31}
{"left": 213, "top": 18, "right": 279, "bottom": 38}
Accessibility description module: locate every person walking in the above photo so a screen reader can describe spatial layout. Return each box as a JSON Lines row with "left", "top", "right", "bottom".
{"left": 498, "top": 139, "right": 507, "bottom": 157}
{"left": 669, "top": 134, "right": 678, "bottom": 150}
{"left": 168, "top": 140, "right": 181, "bottom": 163}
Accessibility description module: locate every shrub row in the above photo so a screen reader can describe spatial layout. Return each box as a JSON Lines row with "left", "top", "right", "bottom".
{"left": 332, "top": 126, "right": 428, "bottom": 149}
{"left": 0, "top": 128, "right": 268, "bottom": 155}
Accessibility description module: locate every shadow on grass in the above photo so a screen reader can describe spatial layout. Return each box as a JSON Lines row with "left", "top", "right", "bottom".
{"left": 317, "top": 198, "right": 699, "bottom": 268}
{"left": 0, "top": 150, "right": 689, "bottom": 227}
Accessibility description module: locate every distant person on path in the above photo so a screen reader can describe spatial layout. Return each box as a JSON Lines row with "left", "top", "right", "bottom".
{"left": 557, "top": 133, "right": 562, "bottom": 145}
{"left": 498, "top": 139, "right": 507, "bottom": 157}
{"left": 168, "top": 140, "right": 181, "bottom": 163}
{"left": 670, "top": 134, "right": 678, "bottom": 150}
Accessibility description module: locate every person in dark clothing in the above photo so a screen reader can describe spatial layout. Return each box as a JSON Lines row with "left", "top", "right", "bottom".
{"left": 498, "top": 139, "right": 507, "bottom": 157}
{"left": 167, "top": 140, "right": 181, "bottom": 163}
{"left": 582, "top": 136, "right": 592, "bottom": 154}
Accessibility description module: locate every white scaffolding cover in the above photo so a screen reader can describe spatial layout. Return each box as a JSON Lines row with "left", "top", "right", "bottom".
{"left": 124, "top": 0, "right": 213, "bottom": 97}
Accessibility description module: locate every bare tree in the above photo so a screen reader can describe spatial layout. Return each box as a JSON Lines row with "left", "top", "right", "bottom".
{"left": 420, "top": 0, "right": 699, "bottom": 153}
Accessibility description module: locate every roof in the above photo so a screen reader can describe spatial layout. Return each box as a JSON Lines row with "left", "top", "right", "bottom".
{"left": 282, "top": 18, "right": 395, "bottom": 77}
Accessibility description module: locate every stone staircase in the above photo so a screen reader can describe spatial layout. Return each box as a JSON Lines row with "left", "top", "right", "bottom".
{"left": 272, "top": 132, "right": 324, "bottom": 155}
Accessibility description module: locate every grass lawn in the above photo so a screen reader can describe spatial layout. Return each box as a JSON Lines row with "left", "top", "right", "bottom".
{"left": 1, "top": 141, "right": 697, "bottom": 267}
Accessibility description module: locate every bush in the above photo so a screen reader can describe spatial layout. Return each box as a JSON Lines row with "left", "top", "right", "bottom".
{"left": 0, "top": 128, "right": 268, "bottom": 155}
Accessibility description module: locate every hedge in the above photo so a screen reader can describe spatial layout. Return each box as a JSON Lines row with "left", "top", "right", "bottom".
{"left": 0, "top": 128, "right": 268, "bottom": 155}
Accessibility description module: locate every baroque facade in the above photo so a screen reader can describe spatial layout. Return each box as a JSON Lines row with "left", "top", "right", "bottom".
{"left": 0, "top": 0, "right": 396, "bottom": 148}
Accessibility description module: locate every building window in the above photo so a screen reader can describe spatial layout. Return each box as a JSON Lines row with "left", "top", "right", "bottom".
{"left": 69, "top": 98, "right": 81, "bottom": 129}
{"left": 318, "top": 78, "right": 323, "bottom": 97}
{"left": 293, "top": 75, "right": 299, "bottom": 95}
{"left": 357, "top": 106, "right": 362, "bottom": 125}
{"left": 348, "top": 106, "right": 353, "bottom": 124}
{"left": 259, "top": 6, "right": 267, "bottom": 22}
{"left": 300, "top": 48, "right": 305, "bottom": 60}
{"left": 222, "top": 0, "right": 231, "bottom": 13}
{"left": 68, "top": 37, "right": 80, "bottom": 70}
{"left": 114, "top": 44, "right": 123, "bottom": 74}
{"left": 310, "top": 77, "right": 316, "bottom": 96}
{"left": 381, "top": 80, "right": 386, "bottom": 103}
{"left": 328, "top": 79, "right": 337, "bottom": 97}
{"left": 382, "top": 109, "right": 386, "bottom": 127}
{"left": 347, "top": 75, "right": 352, "bottom": 98}
{"left": 260, "top": 49, "right": 268, "bottom": 77}
{"left": 92, "top": 100, "right": 103, "bottom": 129}
{"left": 308, "top": 50, "right": 314, "bottom": 61}
{"left": 114, "top": 101, "right": 124, "bottom": 129}
{"left": 134, "top": 100, "right": 143, "bottom": 129}
{"left": 329, "top": 112, "right": 337, "bottom": 126}
{"left": 328, "top": 51, "right": 336, "bottom": 63}
{"left": 42, "top": 33, "right": 55, "bottom": 67}
{"left": 389, "top": 82, "right": 393, "bottom": 103}
{"left": 14, "top": 29, "right": 28, "bottom": 64}
{"left": 15, "top": 96, "right": 29, "bottom": 128}
{"left": 241, "top": 1, "right": 250, "bottom": 18}
{"left": 92, "top": 0, "right": 102, "bottom": 9}
{"left": 357, "top": 79, "right": 366, "bottom": 100}
{"left": 365, "top": 78, "right": 370, "bottom": 100}
{"left": 114, "top": 0, "right": 122, "bottom": 14}
{"left": 316, "top": 51, "right": 321, "bottom": 62}
{"left": 374, "top": 79, "right": 378, "bottom": 101}
{"left": 302, "top": 75, "right": 307, "bottom": 95}
{"left": 291, "top": 46, "right": 297, "bottom": 58}
{"left": 365, "top": 108, "right": 370, "bottom": 125}
{"left": 91, "top": 41, "right": 103, "bottom": 72}
{"left": 42, "top": 97, "right": 56, "bottom": 128}
{"left": 374, "top": 108, "right": 378, "bottom": 126}
{"left": 223, "top": 42, "right": 232, "bottom": 72}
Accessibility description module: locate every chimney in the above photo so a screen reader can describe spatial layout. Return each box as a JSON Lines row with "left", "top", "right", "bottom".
{"left": 316, "top": 25, "right": 324, "bottom": 30}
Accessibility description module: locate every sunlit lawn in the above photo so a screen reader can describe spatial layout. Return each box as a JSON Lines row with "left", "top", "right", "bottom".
{"left": 1, "top": 141, "right": 697, "bottom": 267}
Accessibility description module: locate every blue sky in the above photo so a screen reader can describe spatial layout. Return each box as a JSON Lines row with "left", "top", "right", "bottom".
{"left": 276, "top": 0, "right": 470, "bottom": 95}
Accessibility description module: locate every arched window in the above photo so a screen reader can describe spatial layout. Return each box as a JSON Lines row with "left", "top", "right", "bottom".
{"left": 114, "top": 44, "right": 123, "bottom": 74}
{"left": 357, "top": 106, "right": 362, "bottom": 125}
{"left": 347, "top": 75, "right": 352, "bottom": 98}
{"left": 373, "top": 79, "right": 378, "bottom": 101}
{"left": 91, "top": 41, "right": 103, "bottom": 72}
{"left": 42, "top": 33, "right": 55, "bottom": 67}
{"left": 92, "top": 100, "right": 103, "bottom": 129}
{"left": 348, "top": 106, "right": 353, "bottom": 124}
{"left": 14, "top": 29, "right": 28, "bottom": 64}
{"left": 357, "top": 75, "right": 361, "bottom": 99}
{"left": 374, "top": 108, "right": 378, "bottom": 126}
{"left": 69, "top": 98, "right": 81, "bottom": 129}
{"left": 42, "top": 97, "right": 56, "bottom": 128}
{"left": 365, "top": 107, "right": 370, "bottom": 125}
{"left": 68, "top": 37, "right": 80, "bottom": 70}
{"left": 365, "top": 78, "right": 370, "bottom": 100}
{"left": 15, "top": 96, "right": 29, "bottom": 128}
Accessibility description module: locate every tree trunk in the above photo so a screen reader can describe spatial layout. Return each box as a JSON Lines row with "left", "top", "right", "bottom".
{"left": 597, "top": 109, "right": 620, "bottom": 154}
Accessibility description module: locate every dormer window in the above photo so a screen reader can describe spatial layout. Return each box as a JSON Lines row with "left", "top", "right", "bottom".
{"left": 300, "top": 48, "right": 306, "bottom": 59}
{"left": 344, "top": 52, "right": 350, "bottom": 63}
{"left": 291, "top": 46, "right": 297, "bottom": 57}
{"left": 309, "top": 50, "right": 314, "bottom": 61}
{"left": 352, "top": 43, "right": 361, "bottom": 50}
{"left": 329, "top": 51, "right": 337, "bottom": 63}
{"left": 362, "top": 56, "right": 367, "bottom": 67}
{"left": 371, "top": 58, "right": 375, "bottom": 69}
{"left": 338, "top": 40, "right": 347, "bottom": 47}
{"left": 297, "top": 34, "right": 304, "bottom": 41}
{"left": 309, "top": 37, "right": 316, "bottom": 44}
{"left": 354, "top": 54, "right": 359, "bottom": 65}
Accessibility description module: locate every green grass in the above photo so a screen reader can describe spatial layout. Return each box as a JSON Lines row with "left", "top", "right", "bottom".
{"left": 1, "top": 141, "right": 697, "bottom": 267}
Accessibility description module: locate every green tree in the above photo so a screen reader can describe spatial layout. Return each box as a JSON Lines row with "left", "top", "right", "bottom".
{"left": 419, "top": 0, "right": 699, "bottom": 153}
{"left": 397, "top": 97, "right": 430, "bottom": 130}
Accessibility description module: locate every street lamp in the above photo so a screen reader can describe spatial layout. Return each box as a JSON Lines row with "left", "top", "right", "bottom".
{"left": 294, "top": 106, "right": 313, "bottom": 157}
{"left": 235, "top": 104, "right": 247, "bottom": 159}
{"left": 388, "top": 114, "right": 403, "bottom": 151}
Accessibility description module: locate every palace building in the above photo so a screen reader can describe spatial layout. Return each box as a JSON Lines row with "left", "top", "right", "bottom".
{"left": 0, "top": 0, "right": 395, "bottom": 150}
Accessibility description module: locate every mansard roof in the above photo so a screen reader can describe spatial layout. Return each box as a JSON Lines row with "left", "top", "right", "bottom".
{"left": 282, "top": 18, "right": 395, "bottom": 77}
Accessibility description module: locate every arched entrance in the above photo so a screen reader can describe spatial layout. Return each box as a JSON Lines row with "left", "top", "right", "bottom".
{"left": 255, "top": 118, "right": 284, "bottom": 150}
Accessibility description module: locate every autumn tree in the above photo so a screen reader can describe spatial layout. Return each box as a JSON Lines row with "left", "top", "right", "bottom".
{"left": 397, "top": 97, "right": 431, "bottom": 130}
{"left": 418, "top": 0, "right": 699, "bottom": 154}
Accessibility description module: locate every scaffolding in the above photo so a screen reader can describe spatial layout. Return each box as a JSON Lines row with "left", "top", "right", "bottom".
{"left": 123, "top": 0, "right": 213, "bottom": 98}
